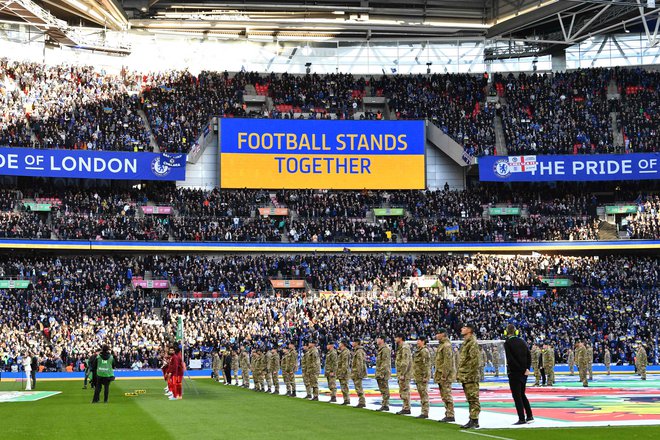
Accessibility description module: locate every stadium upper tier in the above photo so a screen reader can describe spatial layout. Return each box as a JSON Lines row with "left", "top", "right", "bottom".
{"left": 0, "top": 184, "right": 658, "bottom": 242}
{"left": 1, "top": 59, "right": 657, "bottom": 156}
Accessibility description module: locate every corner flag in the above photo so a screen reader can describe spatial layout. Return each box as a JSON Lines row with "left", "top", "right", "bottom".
{"left": 176, "top": 316, "right": 183, "bottom": 342}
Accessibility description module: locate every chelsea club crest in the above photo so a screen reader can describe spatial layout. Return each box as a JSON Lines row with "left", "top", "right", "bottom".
{"left": 151, "top": 157, "right": 172, "bottom": 177}
{"left": 493, "top": 159, "right": 511, "bottom": 178}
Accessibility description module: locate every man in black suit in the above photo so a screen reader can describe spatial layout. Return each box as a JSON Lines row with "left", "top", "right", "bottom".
{"left": 30, "top": 354, "right": 39, "bottom": 389}
{"left": 503, "top": 324, "right": 534, "bottom": 425}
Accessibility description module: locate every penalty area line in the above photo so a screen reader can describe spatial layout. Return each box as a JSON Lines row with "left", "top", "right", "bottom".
{"left": 461, "top": 431, "right": 515, "bottom": 440}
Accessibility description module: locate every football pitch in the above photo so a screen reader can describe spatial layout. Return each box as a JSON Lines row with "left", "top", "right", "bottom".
{"left": 1, "top": 379, "right": 660, "bottom": 440}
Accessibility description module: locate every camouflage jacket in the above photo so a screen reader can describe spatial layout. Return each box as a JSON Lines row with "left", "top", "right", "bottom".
{"left": 395, "top": 343, "right": 412, "bottom": 379}
{"left": 375, "top": 344, "right": 392, "bottom": 380}
{"left": 413, "top": 345, "right": 431, "bottom": 382}
{"left": 337, "top": 347, "right": 351, "bottom": 380}
{"left": 351, "top": 346, "right": 367, "bottom": 380}
{"left": 325, "top": 349, "right": 338, "bottom": 375}
{"left": 457, "top": 334, "right": 480, "bottom": 383}
{"left": 434, "top": 339, "right": 455, "bottom": 383}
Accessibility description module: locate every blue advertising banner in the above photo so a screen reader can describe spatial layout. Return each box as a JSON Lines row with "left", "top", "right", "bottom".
{"left": 0, "top": 147, "right": 186, "bottom": 181}
{"left": 479, "top": 153, "right": 660, "bottom": 182}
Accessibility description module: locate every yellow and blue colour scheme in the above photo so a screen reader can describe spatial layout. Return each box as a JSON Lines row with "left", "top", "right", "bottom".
{"left": 220, "top": 119, "right": 425, "bottom": 189}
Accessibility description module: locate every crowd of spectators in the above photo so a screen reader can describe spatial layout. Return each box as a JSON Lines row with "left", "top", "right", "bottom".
{"left": 142, "top": 70, "right": 248, "bottom": 153}
{"left": 373, "top": 73, "right": 495, "bottom": 156}
{"left": 625, "top": 195, "right": 660, "bottom": 240}
{"left": 5, "top": 58, "right": 660, "bottom": 156}
{"left": 6, "top": 183, "right": 660, "bottom": 241}
{"left": 0, "top": 253, "right": 657, "bottom": 371}
{"left": 495, "top": 69, "right": 615, "bottom": 155}
{"left": 615, "top": 67, "right": 659, "bottom": 153}
{"left": 0, "top": 211, "right": 51, "bottom": 239}
{"left": 1, "top": 59, "right": 151, "bottom": 151}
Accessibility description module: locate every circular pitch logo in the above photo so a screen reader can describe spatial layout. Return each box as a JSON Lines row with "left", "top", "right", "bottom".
{"left": 493, "top": 159, "right": 511, "bottom": 178}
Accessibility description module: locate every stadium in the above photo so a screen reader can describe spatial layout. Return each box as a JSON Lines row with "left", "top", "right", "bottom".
{"left": 0, "top": 0, "right": 659, "bottom": 439}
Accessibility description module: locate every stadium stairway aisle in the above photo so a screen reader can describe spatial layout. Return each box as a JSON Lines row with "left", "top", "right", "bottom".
{"left": 494, "top": 112, "right": 507, "bottom": 156}
{"left": 599, "top": 221, "right": 619, "bottom": 240}
{"left": 138, "top": 109, "right": 160, "bottom": 152}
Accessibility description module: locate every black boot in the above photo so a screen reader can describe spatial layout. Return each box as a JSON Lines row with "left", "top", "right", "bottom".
{"left": 460, "top": 419, "right": 479, "bottom": 429}
{"left": 329, "top": 397, "right": 337, "bottom": 403}
{"left": 439, "top": 417, "right": 455, "bottom": 423}
{"left": 396, "top": 409, "right": 411, "bottom": 415}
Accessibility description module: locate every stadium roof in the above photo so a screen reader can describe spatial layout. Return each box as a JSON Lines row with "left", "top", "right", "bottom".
{"left": 0, "top": 1, "right": 658, "bottom": 54}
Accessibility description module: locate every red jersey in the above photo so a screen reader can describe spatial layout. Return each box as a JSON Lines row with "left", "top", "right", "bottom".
{"left": 168, "top": 352, "right": 184, "bottom": 377}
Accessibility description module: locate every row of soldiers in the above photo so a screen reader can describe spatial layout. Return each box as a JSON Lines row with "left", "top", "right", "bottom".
{"left": 531, "top": 341, "right": 649, "bottom": 387}
{"left": 210, "top": 324, "right": 483, "bottom": 429}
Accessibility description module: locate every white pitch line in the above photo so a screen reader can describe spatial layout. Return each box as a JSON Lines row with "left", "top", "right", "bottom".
{"left": 461, "top": 431, "right": 515, "bottom": 440}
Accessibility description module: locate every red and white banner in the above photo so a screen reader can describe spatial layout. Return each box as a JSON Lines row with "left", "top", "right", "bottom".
{"left": 132, "top": 279, "right": 170, "bottom": 289}
{"left": 141, "top": 206, "right": 173, "bottom": 214}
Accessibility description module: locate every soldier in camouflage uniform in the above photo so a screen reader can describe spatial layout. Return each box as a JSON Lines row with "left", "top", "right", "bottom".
{"left": 576, "top": 341, "right": 589, "bottom": 387}
{"left": 457, "top": 324, "right": 480, "bottom": 429}
{"left": 395, "top": 333, "right": 412, "bottom": 415}
{"left": 239, "top": 346, "right": 250, "bottom": 388}
{"left": 264, "top": 348, "right": 274, "bottom": 393}
{"left": 270, "top": 347, "right": 281, "bottom": 394}
{"left": 325, "top": 342, "right": 338, "bottom": 402}
{"left": 587, "top": 344, "right": 594, "bottom": 381}
{"left": 636, "top": 344, "right": 648, "bottom": 380}
{"left": 491, "top": 346, "right": 500, "bottom": 378}
{"left": 231, "top": 347, "right": 240, "bottom": 385}
{"left": 337, "top": 340, "right": 351, "bottom": 405}
{"left": 604, "top": 347, "right": 611, "bottom": 376}
{"left": 252, "top": 348, "right": 264, "bottom": 392}
{"left": 307, "top": 340, "right": 321, "bottom": 400}
{"left": 413, "top": 336, "right": 431, "bottom": 418}
{"left": 531, "top": 344, "right": 541, "bottom": 386}
{"left": 283, "top": 342, "right": 298, "bottom": 397}
{"left": 542, "top": 343, "right": 555, "bottom": 387}
{"left": 567, "top": 348, "right": 575, "bottom": 375}
{"left": 211, "top": 350, "right": 222, "bottom": 382}
{"left": 351, "top": 339, "right": 367, "bottom": 408}
{"left": 479, "top": 347, "right": 486, "bottom": 381}
{"left": 375, "top": 336, "right": 391, "bottom": 411}
{"left": 435, "top": 328, "right": 455, "bottom": 422}
{"left": 301, "top": 342, "right": 311, "bottom": 398}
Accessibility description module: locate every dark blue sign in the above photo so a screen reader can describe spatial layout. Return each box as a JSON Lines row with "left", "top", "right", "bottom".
{"left": 220, "top": 119, "right": 425, "bottom": 156}
{"left": 479, "top": 153, "right": 660, "bottom": 182}
{"left": 0, "top": 147, "right": 186, "bottom": 181}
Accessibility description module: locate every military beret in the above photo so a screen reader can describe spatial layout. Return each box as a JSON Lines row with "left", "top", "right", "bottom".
{"left": 462, "top": 323, "right": 476, "bottom": 332}
{"left": 436, "top": 328, "right": 448, "bottom": 335}
{"left": 417, "top": 336, "right": 427, "bottom": 343}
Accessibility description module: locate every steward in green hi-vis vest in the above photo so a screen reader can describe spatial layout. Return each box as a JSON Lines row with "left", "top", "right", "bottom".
{"left": 97, "top": 355, "right": 115, "bottom": 377}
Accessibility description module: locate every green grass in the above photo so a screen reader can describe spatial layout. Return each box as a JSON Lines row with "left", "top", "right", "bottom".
{"left": 0, "top": 379, "right": 659, "bottom": 439}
